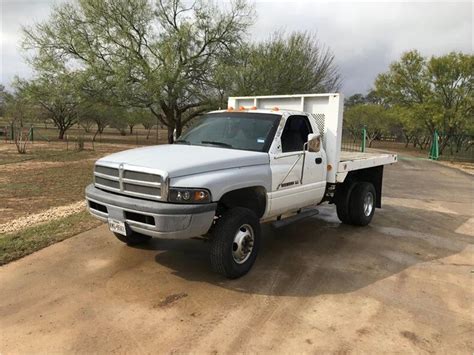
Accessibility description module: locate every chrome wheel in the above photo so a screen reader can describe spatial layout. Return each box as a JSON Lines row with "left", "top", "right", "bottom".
{"left": 363, "top": 192, "right": 374, "bottom": 216}
{"left": 232, "top": 224, "right": 255, "bottom": 264}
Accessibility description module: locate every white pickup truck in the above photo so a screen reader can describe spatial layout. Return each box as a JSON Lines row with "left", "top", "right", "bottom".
{"left": 86, "top": 93, "right": 397, "bottom": 278}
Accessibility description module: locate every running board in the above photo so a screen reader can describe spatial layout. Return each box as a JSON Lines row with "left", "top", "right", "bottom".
{"left": 271, "top": 208, "right": 319, "bottom": 229}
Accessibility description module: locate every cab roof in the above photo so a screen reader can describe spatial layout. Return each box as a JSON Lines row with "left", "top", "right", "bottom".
{"left": 207, "top": 108, "right": 307, "bottom": 116}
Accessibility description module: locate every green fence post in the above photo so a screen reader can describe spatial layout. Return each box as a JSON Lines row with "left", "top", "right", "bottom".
{"left": 361, "top": 126, "right": 367, "bottom": 152}
{"left": 429, "top": 130, "right": 439, "bottom": 160}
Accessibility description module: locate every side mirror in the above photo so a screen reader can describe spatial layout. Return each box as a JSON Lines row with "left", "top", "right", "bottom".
{"left": 307, "top": 133, "right": 321, "bottom": 153}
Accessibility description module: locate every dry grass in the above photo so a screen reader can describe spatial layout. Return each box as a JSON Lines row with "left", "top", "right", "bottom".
{"left": 0, "top": 142, "right": 128, "bottom": 225}
{"left": 0, "top": 141, "right": 147, "bottom": 265}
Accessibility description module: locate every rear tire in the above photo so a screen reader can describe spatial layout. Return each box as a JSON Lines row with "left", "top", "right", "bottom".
{"left": 336, "top": 199, "right": 352, "bottom": 224}
{"left": 348, "top": 182, "right": 376, "bottom": 226}
{"left": 210, "top": 207, "right": 261, "bottom": 279}
{"left": 336, "top": 184, "right": 353, "bottom": 224}
{"left": 113, "top": 232, "right": 151, "bottom": 246}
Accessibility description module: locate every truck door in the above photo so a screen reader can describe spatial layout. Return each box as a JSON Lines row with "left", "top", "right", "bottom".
{"left": 268, "top": 114, "right": 327, "bottom": 217}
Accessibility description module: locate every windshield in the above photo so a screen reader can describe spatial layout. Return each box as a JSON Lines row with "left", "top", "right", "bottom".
{"left": 177, "top": 112, "right": 281, "bottom": 152}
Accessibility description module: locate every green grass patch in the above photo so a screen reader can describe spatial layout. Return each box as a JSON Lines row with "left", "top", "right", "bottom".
{"left": 0, "top": 211, "right": 102, "bottom": 266}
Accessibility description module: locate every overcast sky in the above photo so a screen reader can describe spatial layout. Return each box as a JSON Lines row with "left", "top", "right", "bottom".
{"left": 1, "top": 0, "right": 472, "bottom": 96}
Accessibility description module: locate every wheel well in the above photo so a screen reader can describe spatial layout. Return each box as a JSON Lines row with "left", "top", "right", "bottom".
{"left": 335, "top": 166, "right": 384, "bottom": 208}
{"left": 217, "top": 186, "right": 267, "bottom": 218}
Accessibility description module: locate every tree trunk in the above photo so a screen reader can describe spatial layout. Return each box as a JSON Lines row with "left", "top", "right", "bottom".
{"left": 175, "top": 114, "right": 183, "bottom": 139}
{"left": 58, "top": 128, "right": 66, "bottom": 140}
{"left": 439, "top": 134, "right": 450, "bottom": 155}
{"left": 403, "top": 131, "right": 411, "bottom": 148}
{"left": 167, "top": 125, "right": 175, "bottom": 144}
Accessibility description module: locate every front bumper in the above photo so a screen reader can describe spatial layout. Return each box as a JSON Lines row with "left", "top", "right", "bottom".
{"left": 85, "top": 184, "right": 216, "bottom": 239}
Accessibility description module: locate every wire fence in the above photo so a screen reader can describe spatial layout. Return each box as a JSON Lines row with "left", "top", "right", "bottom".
{"left": 341, "top": 128, "right": 364, "bottom": 152}
{"left": 438, "top": 134, "right": 474, "bottom": 162}
{"left": 2, "top": 122, "right": 472, "bottom": 162}
{"left": 0, "top": 122, "right": 169, "bottom": 148}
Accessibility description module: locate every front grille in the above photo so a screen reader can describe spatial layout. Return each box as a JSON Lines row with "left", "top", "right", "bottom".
{"left": 123, "top": 170, "right": 162, "bottom": 183}
{"left": 123, "top": 183, "right": 161, "bottom": 196}
{"left": 94, "top": 164, "right": 165, "bottom": 200}
{"left": 95, "top": 176, "right": 120, "bottom": 189}
{"left": 95, "top": 165, "right": 119, "bottom": 177}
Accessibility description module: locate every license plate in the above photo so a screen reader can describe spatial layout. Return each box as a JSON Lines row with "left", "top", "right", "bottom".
{"left": 108, "top": 218, "right": 127, "bottom": 236}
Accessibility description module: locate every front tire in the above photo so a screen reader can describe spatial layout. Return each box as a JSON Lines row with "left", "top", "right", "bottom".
{"left": 113, "top": 232, "right": 151, "bottom": 246}
{"left": 210, "top": 207, "right": 261, "bottom": 279}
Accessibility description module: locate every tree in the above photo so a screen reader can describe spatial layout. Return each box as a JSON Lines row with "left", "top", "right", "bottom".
{"left": 0, "top": 84, "right": 6, "bottom": 117}
{"left": 23, "top": 0, "right": 254, "bottom": 143}
{"left": 216, "top": 32, "right": 341, "bottom": 100}
{"left": 132, "top": 109, "right": 156, "bottom": 139}
{"left": 3, "top": 87, "right": 36, "bottom": 153}
{"left": 344, "top": 104, "right": 394, "bottom": 148}
{"left": 14, "top": 71, "right": 83, "bottom": 140}
{"left": 79, "top": 103, "right": 114, "bottom": 143}
{"left": 345, "top": 93, "right": 367, "bottom": 108}
{"left": 375, "top": 50, "right": 473, "bottom": 153}
{"left": 78, "top": 116, "right": 94, "bottom": 133}
{"left": 388, "top": 106, "right": 428, "bottom": 149}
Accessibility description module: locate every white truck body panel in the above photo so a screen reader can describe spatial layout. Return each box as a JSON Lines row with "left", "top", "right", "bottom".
{"left": 96, "top": 144, "right": 270, "bottom": 178}
{"left": 264, "top": 111, "right": 327, "bottom": 218}
{"left": 228, "top": 93, "right": 343, "bottom": 184}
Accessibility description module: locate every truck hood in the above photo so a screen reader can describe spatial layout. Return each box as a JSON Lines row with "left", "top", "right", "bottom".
{"left": 97, "top": 144, "right": 270, "bottom": 178}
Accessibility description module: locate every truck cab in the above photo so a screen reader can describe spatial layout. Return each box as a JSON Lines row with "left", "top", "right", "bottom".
{"left": 86, "top": 93, "right": 397, "bottom": 278}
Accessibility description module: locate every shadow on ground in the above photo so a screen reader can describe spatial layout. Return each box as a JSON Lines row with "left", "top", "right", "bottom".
{"left": 128, "top": 203, "right": 471, "bottom": 297}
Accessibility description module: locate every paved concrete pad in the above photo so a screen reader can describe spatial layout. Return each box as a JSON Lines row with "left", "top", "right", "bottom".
{"left": 1, "top": 157, "right": 473, "bottom": 353}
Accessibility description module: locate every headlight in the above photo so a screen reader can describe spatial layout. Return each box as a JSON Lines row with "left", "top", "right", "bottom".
{"left": 168, "top": 188, "right": 211, "bottom": 204}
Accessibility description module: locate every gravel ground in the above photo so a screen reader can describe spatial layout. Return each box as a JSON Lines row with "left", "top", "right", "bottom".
{"left": 0, "top": 201, "right": 86, "bottom": 235}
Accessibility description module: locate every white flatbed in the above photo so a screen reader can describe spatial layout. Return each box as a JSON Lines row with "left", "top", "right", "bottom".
{"left": 337, "top": 151, "right": 397, "bottom": 181}
{"left": 337, "top": 151, "right": 397, "bottom": 173}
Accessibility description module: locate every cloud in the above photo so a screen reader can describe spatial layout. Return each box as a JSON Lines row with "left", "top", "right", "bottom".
{"left": 251, "top": 1, "right": 473, "bottom": 95}
{"left": 1, "top": 0, "right": 65, "bottom": 88}
{"left": 1, "top": 0, "right": 472, "bottom": 96}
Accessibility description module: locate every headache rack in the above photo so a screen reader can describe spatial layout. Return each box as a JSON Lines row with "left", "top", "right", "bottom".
{"left": 93, "top": 163, "right": 169, "bottom": 201}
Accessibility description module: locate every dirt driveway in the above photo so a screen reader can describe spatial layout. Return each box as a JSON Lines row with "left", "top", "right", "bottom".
{"left": 1, "top": 157, "right": 473, "bottom": 353}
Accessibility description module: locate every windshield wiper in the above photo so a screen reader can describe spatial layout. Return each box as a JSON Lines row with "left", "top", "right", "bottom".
{"left": 201, "top": 140, "right": 233, "bottom": 148}
{"left": 175, "top": 139, "right": 190, "bottom": 145}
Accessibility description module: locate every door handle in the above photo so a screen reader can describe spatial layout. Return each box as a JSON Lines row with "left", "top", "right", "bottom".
{"left": 315, "top": 157, "right": 322, "bottom": 164}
